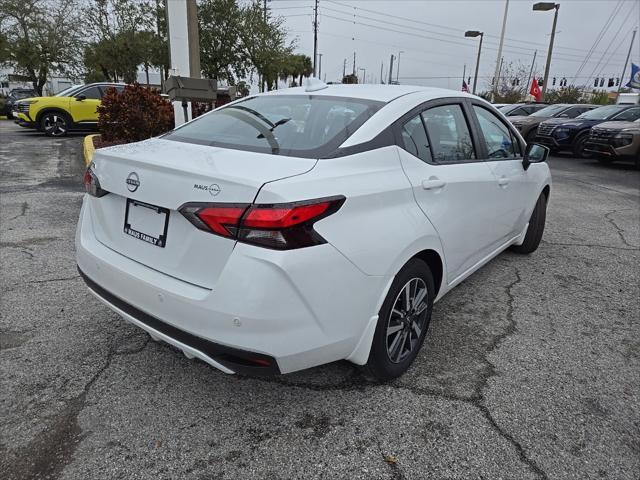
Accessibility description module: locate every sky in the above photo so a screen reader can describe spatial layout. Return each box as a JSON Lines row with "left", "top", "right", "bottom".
{"left": 266, "top": 0, "right": 640, "bottom": 92}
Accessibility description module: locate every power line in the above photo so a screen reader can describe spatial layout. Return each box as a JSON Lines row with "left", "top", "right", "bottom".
{"left": 324, "top": 0, "right": 627, "bottom": 59}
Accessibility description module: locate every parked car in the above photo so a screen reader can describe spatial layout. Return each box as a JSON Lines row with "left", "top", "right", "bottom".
{"left": 585, "top": 118, "right": 640, "bottom": 167}
{"left": 616, "top": 92, "right": 639, "bottom": 105}
{"left": 509, "top": 103, "right": 597, "bottom": 143}
{"left": 77, "top": 83, "right": 551, "bottom": 380}
{"left": 498, "top": 102, "right": 548, "bottom": 117}
{"left": 1, "top": 88, "right": 37, "bottom": 117}
{"left": 13, "top": 82, "right": 125, "bottom": 136}
{"left": 535, "top": 104, "right": 640, "bottom": 157}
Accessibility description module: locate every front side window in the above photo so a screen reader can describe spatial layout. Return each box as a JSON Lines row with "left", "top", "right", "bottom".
{"left": 473, "top": 106, "right": 520, "bottom": 159}
{"left": 530, "top": 104, "right": 567, "bottom": 117}
{"left": 612, "top": 107, "right": 640, "bottom": 122}
{"left": 401, "top": 114, "right": 432, "bottom": 163}
{"left": 421, "top": 104, "right": 476, "bottom": 163}
{"left": 78, "top": 86, "right": 102, "bottom": 100}
{"left": 164, "top": 95, "right": 382, "bottom": 158}
{"left": 577, "top": 105, "right": 626, "bottom": 120}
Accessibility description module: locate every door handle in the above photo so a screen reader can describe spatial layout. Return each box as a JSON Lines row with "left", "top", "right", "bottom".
{"left": 422, "top": 179, "right": 446, "bottom": 190}
{"left": 498, "top": 176, "right": 509, "bottom": 187}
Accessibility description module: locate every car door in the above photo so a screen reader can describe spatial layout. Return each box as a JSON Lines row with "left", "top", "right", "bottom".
{"left": 395, "top": 100, "right": 504, "bottom": 283}
{"left": 70, "top": 86, "right": 103, "bottom": 123}
{"left": 470, "top": 103, "right": 535, "bottom": 242}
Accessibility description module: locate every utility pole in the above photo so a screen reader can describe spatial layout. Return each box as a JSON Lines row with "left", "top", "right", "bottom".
{"left": 388, "top": 54, "right": 395, "bottom": 84}
{"left": 618, "top": 29, "right": 637, "bottom": 94}
{"left": 396, "top": 51, "right": 404, "bottom": 83}
{"left": 318, "top": 53, "right": 323, "bottom": 80}
{"left": 380, "top": 62, "right": 384, "bottom": 84}
{"left": 534, "top": 2, "right": 560, "bottom": 99}
{"left": 526, "top": 50, "right": 537, "bottom": 98}
{"left": 342, "top": 58, "right": 346, "bottom": 79}
{"left": 492, "top": 0, "right": 509, "bottom": 100}
{"left": 353, "top": 52, "right": 356, "bottom": 75}
{"left": 313, "top": 0, "right": 319, "bottom": 77}
{"left": 462, "top": 64, "right": 466, "bottom": 90}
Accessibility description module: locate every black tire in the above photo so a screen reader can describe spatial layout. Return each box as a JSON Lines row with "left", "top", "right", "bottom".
{"left": 365, "top": 258, "right": 435, "bottom": 381}
{"left": 511, "top": 193, "right": 547, "bottom": 254}
{"left": 572, "top": 132, "right": 592, "bottom": 158}
{"left": 40, "top": 111, "right": 71, "bottom": 137}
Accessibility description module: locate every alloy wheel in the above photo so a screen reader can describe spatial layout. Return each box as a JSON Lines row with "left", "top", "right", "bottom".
{"left": 44, "top": 114, "right": 67, "bottom": 136}
{"left": 385, "top": 277, "right": 429, "bottom": 363}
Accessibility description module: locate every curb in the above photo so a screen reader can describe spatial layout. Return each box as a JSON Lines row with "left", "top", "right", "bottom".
{"left": 83, "top": 134, "right": 99, "bottom": 166}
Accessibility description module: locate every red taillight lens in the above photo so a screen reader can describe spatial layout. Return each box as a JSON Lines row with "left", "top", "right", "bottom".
{"left": 83, "top": 165, "right": 108, "bottom": 198}
{"left": 179, "top": 196, "right": 345, "bottom": 249}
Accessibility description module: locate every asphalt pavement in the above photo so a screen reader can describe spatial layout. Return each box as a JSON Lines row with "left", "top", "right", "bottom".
{"left": 1, "top": 120, "right": 639, "bottom": 480}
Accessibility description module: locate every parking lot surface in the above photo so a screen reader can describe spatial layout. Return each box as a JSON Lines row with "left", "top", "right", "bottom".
{"left": 1, "top": 120, "right": 639, "bottom": 480}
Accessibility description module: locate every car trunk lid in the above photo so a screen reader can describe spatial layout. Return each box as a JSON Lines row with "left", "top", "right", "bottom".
{"left": 89, "top": 138, "right": 317, "bottom": 289}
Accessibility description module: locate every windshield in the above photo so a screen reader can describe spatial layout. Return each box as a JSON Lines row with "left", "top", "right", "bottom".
{"left": 530, "top": 104, "right": 567, "bottom": 117}
{"left": 165, "top": 95, "right": 383, "bottom": 158}
{"left": 498, "top": 104, "right": 518, "bottom": 113}
{"left": 11, "top": 90, "right": 35, "bottom": 100}
{"left": 577, "top": 105, "right": 625, "bottom": 120}
{"left": 55, "top": 85, "right": 84, "bottom": 97}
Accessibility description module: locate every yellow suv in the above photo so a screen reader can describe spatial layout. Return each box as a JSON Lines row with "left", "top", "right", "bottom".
{"left": 14, "top": 83, "right": 125, "bottom": 137}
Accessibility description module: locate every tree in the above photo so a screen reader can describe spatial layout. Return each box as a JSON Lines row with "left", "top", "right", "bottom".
{"left": 0, "top": 0, "right": 83, "bottom": 94}
{"left": 198, "top": 0, "right": 250, "bottom": 84}
{"left": 488, "top": 61, "right": 531, "bottom": 103}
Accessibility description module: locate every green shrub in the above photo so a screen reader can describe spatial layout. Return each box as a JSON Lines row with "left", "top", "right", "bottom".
{"left": 97, "top": 83, "right": 174, "bottom": 143}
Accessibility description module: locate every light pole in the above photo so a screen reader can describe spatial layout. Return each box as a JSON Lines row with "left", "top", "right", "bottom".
{"left": 465, "top": 31, "right": 484, "bottom": 95}
{"left": 396, "top": 51, "right": 405, "bottom": 83}
{"left": 533, "top": 2, "right": 560, "bottom": 100}
{"left": 358, "top": 67, "right": 366, "bottom": 84}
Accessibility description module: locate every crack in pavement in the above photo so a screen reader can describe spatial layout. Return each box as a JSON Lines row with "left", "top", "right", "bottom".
{"left": 6, "top": 201, "right": 29, "bottom": 221}
{"left": 604, "top": 209, "right": 638, "bottom": 249}
{"left": 541, "top": 239, "right": 639, "bottom": 252}
{"left": 3, "top": 275, "right": 81, "bottom": 293}
{"left": 1, "top": 336, "right": 150, "bottom": 480}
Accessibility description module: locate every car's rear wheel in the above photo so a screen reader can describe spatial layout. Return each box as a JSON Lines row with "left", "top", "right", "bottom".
{"left": 572, "top": 132, "right": 592, "bottom": 158}
{"left": 511, "top": 193, "right": 547, "bottom": 254}
{"left": 40, "top": 111, "right": 70, "bottom": 137}
{"left": 365, "top": 258, "right": 434, "bottom": 381}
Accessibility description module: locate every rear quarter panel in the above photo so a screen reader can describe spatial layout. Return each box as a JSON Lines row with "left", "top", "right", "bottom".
{"left": 255, "top": 146, "right": 446, "bottom": 283}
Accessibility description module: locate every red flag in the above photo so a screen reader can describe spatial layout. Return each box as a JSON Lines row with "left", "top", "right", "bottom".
{"left": 530, "top": 78, "right": 542, "bottom": 102}
{"left": 462, "top": 80, "right": 469, "bottom": 93}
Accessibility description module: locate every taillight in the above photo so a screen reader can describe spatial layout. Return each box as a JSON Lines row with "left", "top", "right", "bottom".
{"left": 179, "top": 196, "right": 345, "bottom": 250}
{"left": 83, "top": 164, "right": 108, "bottom": 198}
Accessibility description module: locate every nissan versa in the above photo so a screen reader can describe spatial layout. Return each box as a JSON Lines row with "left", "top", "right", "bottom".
{"left": 77, "top": 83, "right": 552, "bottom": 380}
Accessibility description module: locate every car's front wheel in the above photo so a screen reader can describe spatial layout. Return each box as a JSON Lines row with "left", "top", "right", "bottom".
{"left": 365, "top": 258, "right": 435, "bottom": 381}
{"left": 40, "top": 112, "right": 70, "bottom": 137}
{"left": 573, "top": 132, "right": 592, "bottom": 158}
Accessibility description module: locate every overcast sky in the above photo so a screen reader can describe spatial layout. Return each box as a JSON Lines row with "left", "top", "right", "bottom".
{"left": 267, "top": 0, "right": 640, "bottom": 91}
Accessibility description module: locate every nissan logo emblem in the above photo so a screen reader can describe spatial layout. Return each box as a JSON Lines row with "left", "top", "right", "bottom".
{"left": 126, "top": 172, "right": 140, "bottom": 192}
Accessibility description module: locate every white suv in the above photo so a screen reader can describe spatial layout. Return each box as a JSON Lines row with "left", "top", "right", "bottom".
{"left": 77, "top": 83, "right": 551, "bottom": 380}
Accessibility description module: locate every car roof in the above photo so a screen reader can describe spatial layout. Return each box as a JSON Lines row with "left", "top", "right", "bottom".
{"left": 261, "top": 84, "right": 473, "bottom": 104}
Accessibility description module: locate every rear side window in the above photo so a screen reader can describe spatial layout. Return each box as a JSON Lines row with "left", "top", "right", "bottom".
{"left": 401, "top": 115, "right": 432, "bottom": 163}
{"left": 422, "top": 104, "right": 476, "bottom": 163}
{"left": 612, "top": 107, "right": 640, "bottom": 121}
{"left": 473, "top": 106, "right": 521, "bottom": 158}
{"left": 164, "top": 95, "right": 383, "bottom": 158}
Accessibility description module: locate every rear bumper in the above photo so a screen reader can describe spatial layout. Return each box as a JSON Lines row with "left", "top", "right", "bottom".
{"left": 76, "top": 196, "right": 386, "bottom": 375}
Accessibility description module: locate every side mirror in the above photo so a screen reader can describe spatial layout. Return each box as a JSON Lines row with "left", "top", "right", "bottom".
{"left": 523, "top": 143, "right": 549, "bottom": 170}
{"left": 76, "top": 95, "right": 86, "bottom": 101}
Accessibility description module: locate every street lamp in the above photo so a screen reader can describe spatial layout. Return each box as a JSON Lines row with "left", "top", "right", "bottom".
{"left": 465, "top": 30, "right": 484, "bottom": 95}
{"left": 533, "top": 2, "right": 560, "bottom": 100}
{"left": 396, "top": 51, "right": 405, "bottom": 83}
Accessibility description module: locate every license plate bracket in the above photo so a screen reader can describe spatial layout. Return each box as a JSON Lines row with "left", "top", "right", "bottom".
{"left": 124, "top": 199, "right": 170, "bottom": 248}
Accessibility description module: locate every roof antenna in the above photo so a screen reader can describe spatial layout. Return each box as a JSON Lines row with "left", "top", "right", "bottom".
{"left": 305, "top": 77, "right": 328, "bottom": 92}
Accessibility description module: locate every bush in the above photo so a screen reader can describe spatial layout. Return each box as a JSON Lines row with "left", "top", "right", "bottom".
{"left": 97, "top": 83, "right": 174, "bottom": 143}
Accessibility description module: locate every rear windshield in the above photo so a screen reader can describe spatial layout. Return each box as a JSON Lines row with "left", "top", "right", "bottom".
{"left": 530, "top": 104, "right": 567, "bottom": 117}
{"left": 577, "top": 105, "right": 626, "bottom": 120}
{"left": 165, "top": 95, "right": 383, "bottom": 158}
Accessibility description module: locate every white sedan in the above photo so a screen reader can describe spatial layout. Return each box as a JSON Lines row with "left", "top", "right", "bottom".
{"left": 77, "top": 82, "right": 551, "bottom": 380}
